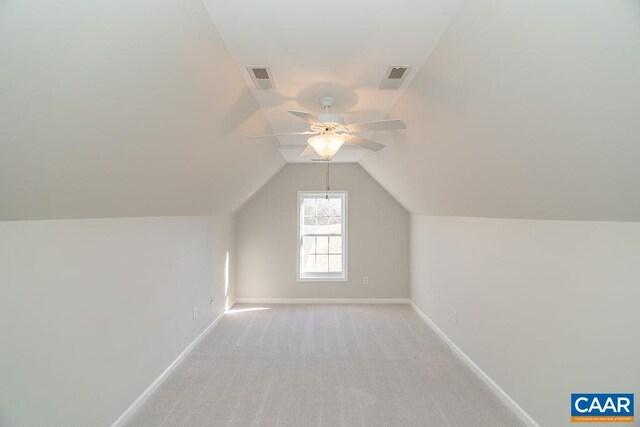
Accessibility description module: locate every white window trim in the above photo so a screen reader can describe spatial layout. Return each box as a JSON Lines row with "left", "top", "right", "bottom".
{"left": 297, "top": 190, "right": 348, "bottom": 282}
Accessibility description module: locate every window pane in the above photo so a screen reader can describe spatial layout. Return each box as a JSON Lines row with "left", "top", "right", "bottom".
{"left": 329, "top": 216, "right": 341, "bottom": 234}
{"left": 316, "top": 255, "right": 329, "bottom": 272}
{"left": 302, "top": 236, "right": 315, "bottom": 254}
{"left": 303, "top": 216, "right": 316, "bottom": 234}
{"left": 329, "top": 255, "right": 342, "bottom": 272}
{"left": 303, "top": 198, "right": 316, "bottom": 216}
{"left": 329, "top": 236, "right": 342, "bottom": 254}
{"left": 317, "top": 200, "right": 330, "bottom": 216}
{"left": 316, "top": 216, "right": 329, "bottom": 234}
{"left": 328, "top": 198, "right": 342, "bottom": 216}
{"left": 316, "top": 236, "right": 328, "bottom": 254}
{"left": 303, "top": 255, "right": 316, "bottom": 272}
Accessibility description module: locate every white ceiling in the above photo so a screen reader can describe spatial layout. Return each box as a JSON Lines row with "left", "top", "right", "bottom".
{"left": 360, "top": 0, "right": 640, "bottom": 220}
{"left": 201, "top": 0, "right": 461, "bottom": 163}
{"left": 0, "top": 0, "right": 284, "bottom": 220}
{"left": 2, "top": 0, "right": 639, "bottom": 221}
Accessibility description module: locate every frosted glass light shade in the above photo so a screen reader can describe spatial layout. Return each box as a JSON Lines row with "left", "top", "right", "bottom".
{"left": 308, "top": 134, "right": 345, "bottom": 159}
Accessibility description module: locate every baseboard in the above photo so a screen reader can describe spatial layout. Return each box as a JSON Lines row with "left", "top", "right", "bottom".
{"left": 111, "top": 311, "right": 226, "bottom": 427}
{"left": 234, "top": 298, "right": 410, "bottom": 304}
{"left": 408, "top": 301, "right": 539, "bottom": 427}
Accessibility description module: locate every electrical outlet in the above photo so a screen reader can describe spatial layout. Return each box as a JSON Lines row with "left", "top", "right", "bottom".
{"left": 193, "top": 307, "right": 198, "bottom": 319}
{"left": 362, "top": 276, "right": 369, "bottom": 285}
{"left": 454, "top": 310, "right": 459, "bottom": 325}
{"left": 210, "top": 296, "right": 214, "bottom": 305}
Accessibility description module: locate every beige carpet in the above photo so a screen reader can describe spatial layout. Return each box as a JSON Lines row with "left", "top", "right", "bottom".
{"left": 126, "top": 304, "right": 524, "bottom": 426}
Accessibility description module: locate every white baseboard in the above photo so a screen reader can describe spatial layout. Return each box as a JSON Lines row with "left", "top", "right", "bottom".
{"left": 408, "top": 301, "right": 539, "bottom": 427}
{"left": 111, "top": 311, "right": 226, "bottom": 427}
{"left": 234, "top": 298, "right": 410, "bottom": 304}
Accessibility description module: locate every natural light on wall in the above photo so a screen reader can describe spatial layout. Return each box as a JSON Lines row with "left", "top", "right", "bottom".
{"left": 297, "top": 191, "right": 347, "bottom": 281}
{"left": 226, "top": 307, "right": 271, "bottom": 314}
{"left": 224, "top": 251, "right": 229, "bottom": 311}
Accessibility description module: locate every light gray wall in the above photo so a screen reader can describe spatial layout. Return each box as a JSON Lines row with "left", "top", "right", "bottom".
{"left": 410, "top": 215, "right": 640, "bottom": 426}
{"left": 236, "top": 163, "right": 409, "bottom": 299}
{"left": 0, "top": 215, "right": 235, "bottom": 426}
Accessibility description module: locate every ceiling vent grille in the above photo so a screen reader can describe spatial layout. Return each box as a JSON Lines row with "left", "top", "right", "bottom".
{"left": 247, "top": 66, "right": 275, "bottom": 90}
{"left": 379, "top": 65, "right": 412, "bottom": 90}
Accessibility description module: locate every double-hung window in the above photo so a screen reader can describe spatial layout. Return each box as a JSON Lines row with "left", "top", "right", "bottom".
{"left": 297, "top": 191, "right": 347, "bottom": 281}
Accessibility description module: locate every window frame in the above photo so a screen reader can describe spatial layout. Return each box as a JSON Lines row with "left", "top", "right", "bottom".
{"left": 297, "top": 190, "right": 348, "bottom": 282}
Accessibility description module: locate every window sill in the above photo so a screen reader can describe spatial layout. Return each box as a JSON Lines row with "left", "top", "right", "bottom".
{"left": 297, "top": 276, "right": 348, "bottom": 282}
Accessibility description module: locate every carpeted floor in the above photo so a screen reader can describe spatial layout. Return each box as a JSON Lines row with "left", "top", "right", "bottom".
{"left": 126, "top": 304, "right": 524, "bottom": 426}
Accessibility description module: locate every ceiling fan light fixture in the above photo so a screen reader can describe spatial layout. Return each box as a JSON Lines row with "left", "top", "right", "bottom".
{"left": 308, "top": 134, "right": 345, "bottom": 159}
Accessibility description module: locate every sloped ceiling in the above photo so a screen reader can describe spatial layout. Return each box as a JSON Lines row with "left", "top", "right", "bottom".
{"left": 360, "top": 0, "right": 640, "bottom": 221}
{"left": 0, "top": 0, "right": 284, "bottom": 220}
{"left": 3, "top": 0, "right": 638, "bottom": 221}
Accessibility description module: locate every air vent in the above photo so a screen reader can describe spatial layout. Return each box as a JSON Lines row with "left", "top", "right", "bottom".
{"left": 379, "top": 65, "right": 412, "bottom": 90}
{"left": 247, "top": 66, "right": 275, "bottom": 90}
{"left": 388, "top": 67, "right": 407, "bottom": 79}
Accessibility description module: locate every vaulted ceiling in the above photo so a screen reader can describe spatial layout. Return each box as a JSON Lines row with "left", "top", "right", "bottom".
{"left": 0, "top": 0, "right": 284, "bottom": 220}
{"left": 2, "top": 0, "right": 639, "bottom": 221}
{"left": 360, "top": 0, "right": 640, "bottom": 220}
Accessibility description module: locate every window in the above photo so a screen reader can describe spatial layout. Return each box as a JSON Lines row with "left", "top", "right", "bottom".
{"left": 297, "top": 191, "right": 347, "bottom": 281}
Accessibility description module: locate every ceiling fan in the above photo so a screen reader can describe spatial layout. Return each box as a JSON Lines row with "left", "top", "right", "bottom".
{"left": 249, "top": 96, "right": 407, "bottom": 160}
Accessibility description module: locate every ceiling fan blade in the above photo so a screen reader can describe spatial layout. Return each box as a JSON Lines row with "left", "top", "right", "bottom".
{"left": 300, "top": 145, "right": 316, "bottom": 157}
{"left": 248, "top": 131, "right": 317, "bottom": 139}
{"left": 347, "top": 119, "right": 406, "bottom": 133}
{"left": 288, "top": 110, "right": 326, "bottom": 126}
{"left": 344, "top": 134, "right": 386, "bottom": 152}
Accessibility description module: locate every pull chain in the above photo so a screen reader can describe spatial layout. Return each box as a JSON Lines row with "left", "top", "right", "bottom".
{"left": 325, "top": 162, "right": 330, "bottom": 199}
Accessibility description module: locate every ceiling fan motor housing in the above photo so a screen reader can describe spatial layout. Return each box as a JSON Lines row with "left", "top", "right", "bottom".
{"left": 314, "top": 96, "right": 344, "bottom": 131}
{"left": 316, "top": 113, "right": 344, "bottom": 127}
